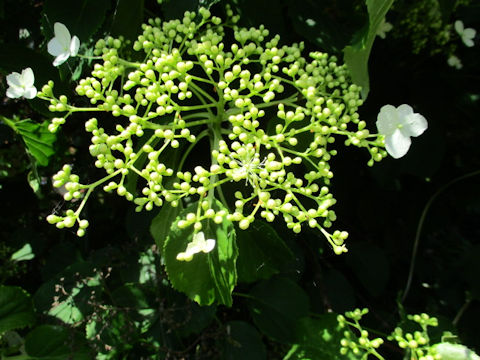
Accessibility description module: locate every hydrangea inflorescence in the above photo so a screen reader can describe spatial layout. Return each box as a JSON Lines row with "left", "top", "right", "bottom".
{"left": 39, "top": 7, "right": 388, "bottom": 254}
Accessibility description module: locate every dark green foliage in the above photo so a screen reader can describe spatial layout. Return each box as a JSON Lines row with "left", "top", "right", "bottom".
{"left": 1, "top": 0, "right": 480, "bottom": 358}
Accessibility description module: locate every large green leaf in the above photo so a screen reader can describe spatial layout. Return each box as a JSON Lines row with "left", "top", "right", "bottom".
{"left": 236, "top": 221, "right": 294, "bottom": 283}
{"left": 150, "top": 204, "right": 183, "bottom": 251}
{"left": 0, "top": 286, "right": 35, "bottom": 334}
{"left": 223, "top": 321, "right": 266, "bottom": 360}
{"left": 13, "top": 119, "right": 56, "bottom": 166}
{"left": 246, "top": 277, "right": 310, "bottom": 343}
{"left": 43, "top": 0, "right": 109, "bottom": 42}
{"left": 24, "top": 325, "right": 90, "bottom": 359}
{"left": 163, "top": 200, "right": 238, "bottom": 306}
{"left": 284, "top": 315, "right": 358, "bottom": 360}
{"left": 343, "top": 0, "right": 395, "bottom": 98}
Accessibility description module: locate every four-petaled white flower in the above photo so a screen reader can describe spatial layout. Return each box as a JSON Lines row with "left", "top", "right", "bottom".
{"left": 376, "top": 18, "right": 393, "bottom": 39}
{"left": 376, "top": 104, "right": 428, "bottom": 159}
{"left": 447, "top": 55, "right": 463, "bottom": 69}
{"left": 455, "top": 20, "right": 476, "bottom": 47}
{"left": 47, "top": 22, "right": 80, "bottom": 66}
{"left": 6, "top": 68, "right": 37, "bottom": 99}
{"left": 176, "top": 231, "right": 216, "bottom": 262}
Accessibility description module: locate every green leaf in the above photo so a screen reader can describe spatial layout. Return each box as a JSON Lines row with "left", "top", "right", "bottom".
{"left": 236, "top": 221, "right": 294, "bottom": 283}
{"left": 284, "top": 315, "right": 358, "bottom": 360}
{"left": 110, "top": 0, "right": 144, "bottom": 41}
{"left": 10, "top": 119, "right": 56, "bottom": 166}
{"left": 150, "top": 204, "right": 183, "bottom": 251}
{"left": 223, "top": 321, "right": 266, "bottom": 360}
{"left": 0, "top": 286, "right": 35, "bottom": 334}
{"left": 43, "top": 0, "right": 109, "bottom": 42}
{"left": 246, "top": 277, "right": 310, "bottom": 343}
{"left": 11, "top": 243, "right": 35, "bottom": 262}
{"left": 110, "top": 284, "right": 150, "bottom": 309}
{"left": 343, "top": 0, "right": 395, "bottom": 98}
{"left": 25, "top": 325, "right": 90, "bottom": 359}
{"left": 34, "top": 261, "right": 100, "bottom": 325}
{"left": 163, "top": 200, "right": 238, "bottom": 306}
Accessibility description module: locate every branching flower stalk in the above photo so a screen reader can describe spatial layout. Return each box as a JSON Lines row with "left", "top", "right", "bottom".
{"left": 39, "top": 7, "right": 388, "bottom": 253}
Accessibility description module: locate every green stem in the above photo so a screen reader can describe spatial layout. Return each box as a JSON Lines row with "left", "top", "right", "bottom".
{"left": 180, "top": 103, "right": 218, "bottom": 111}
{"left": 75, "top": 169, "right": 123, "bottom": 217}
{"left": 189, "top": 81, "right": 218, "bottom": 105}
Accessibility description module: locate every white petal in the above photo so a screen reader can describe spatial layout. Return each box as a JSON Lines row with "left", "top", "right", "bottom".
{"left": 48, "top": 38, "right": 65, "bottom": 56}
{"left": 385, "top": 129, "right": 411, "bottom": 159}
{"left": 70, "top": 36, "right": 80, "bottom": 56}
{"left": 54, "top": 22, "right": 71, "bottom": 47}
{"left": 193, "top": 232, "right": 205, "bottom": 243}
{"left": 396, "top": 104, "right": 414, "bottom": 123}
{"left": 455, "top": 20, "right": 464, "bottom": 34}
{"left": 6, "top": 72, "right": 22, "bottom": 87}
{"left": 202, "top": 239, "right": 216, "bottom": 253}
{"left": 463, "top": 28, "right": 476, "bottom": 40}
{"left": 376, "top": 104, "right": 399, "bottom": 136}
{"left": 176, "top": 252, "right": 193, "bottom": 262}
{"left": 23, "top": 87, "right": 37, "bottom": 99}
{"left": 21, "top": 68, "right": 35, "bottom": 87}
{"left": 185, "top": 241, "right": 202, "bottom": 255}
{"left": 53, "top": 52, "right": 70, "bottom": 66}
{"left": 402, "top": 113, "right": 428, "bottom": 138}
{"left": 6, "top": 86, "right": 23, "bottom": 99}
{"left": 463, "top": 37, "right": 475, "bottom": 47}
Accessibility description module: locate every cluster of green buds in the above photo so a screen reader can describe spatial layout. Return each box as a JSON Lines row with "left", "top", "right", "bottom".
{"left": 38, "top": 6, "right": 387, "bottom": 253}
{"left": 389, "top": 313, "right": 440, "bottom": 360}
{"left": 337, "top": 308, "right": 385, "bottom": 359}
{"left": 46, "top": 165, "right": 90, "bottom": 236}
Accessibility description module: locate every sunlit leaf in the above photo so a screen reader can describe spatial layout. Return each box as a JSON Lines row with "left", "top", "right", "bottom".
{"left": 13, "top": 119, "right": 56, "bottom": 166}
{"left": 11, "top": 243, "right": 35, "bottom": 262}
{"left": 150, "top": 204, "right": 183, "bottom": 251}
{"left": 343, "top": 0, "right": 395, "bottom": 98}
{"left": 164, "top": 200, "right": 238, "bottom": 306}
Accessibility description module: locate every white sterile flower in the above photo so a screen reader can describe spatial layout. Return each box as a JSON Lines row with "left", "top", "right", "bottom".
{"left": 376, "top": 104, "right": 428, "bottom": 159}
{"left": 6, "top": 68, "right": 37, "bottom": 99}
{"left": 376, "top": 18, "right": 393, "bottom": 39}
{"left": 176, "top": 231, "right": 216, "bottom": 262}
{"left": 455, "top": 20, "right": 476, "bottom": 47}
{"left": 47, "top": 22, "right": 80, "bottom": 66}
{"left": 433, "top": 342, "right": 480, "bottom": 360}
{"left": 447, "top": 55, "right": 463, "bottom": 69}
